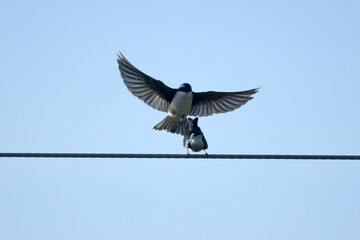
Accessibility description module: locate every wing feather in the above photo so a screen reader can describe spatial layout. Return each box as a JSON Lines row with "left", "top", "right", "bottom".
{"left": 117, "top": 52, "right": 177, "bottom": 113}
{"left": 190, "top": 88, "right": 259, "bottom": 116}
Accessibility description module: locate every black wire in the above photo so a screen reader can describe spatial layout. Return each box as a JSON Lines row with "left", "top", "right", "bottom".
{"left": 0, "top": 153, "right": 359, "bottom": 160}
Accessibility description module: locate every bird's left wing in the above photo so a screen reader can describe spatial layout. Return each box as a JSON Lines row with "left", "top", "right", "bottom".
{"left": 190, "top": 88, "right": 259, "bottom": 116}
{"left": 117, "top": 52, "right": 177, "bottom": 113}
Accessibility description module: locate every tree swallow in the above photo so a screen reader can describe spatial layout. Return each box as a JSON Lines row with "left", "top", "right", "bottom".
{"left": 184, "top": 117, "right": 208, "bottom": 156}
{"left": 117, "top": 52, "right": 259, "bottom": 135}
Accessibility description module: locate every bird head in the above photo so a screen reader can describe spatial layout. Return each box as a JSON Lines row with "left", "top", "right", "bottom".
{"left": 178, "top": 83, "right": 192, "bottom": 92}
{"left": 187, "top": 117, "right": 202, "bottom": 135}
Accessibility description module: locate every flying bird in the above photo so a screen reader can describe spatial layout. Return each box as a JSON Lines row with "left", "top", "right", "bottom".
{"left": 184, "top": 117, "right": 208, "bottom": 156}
{"left": 117, "top": 52, "right": 258, "bottom": 135}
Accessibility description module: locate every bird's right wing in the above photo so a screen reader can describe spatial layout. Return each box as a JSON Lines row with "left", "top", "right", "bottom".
{"left": 117, "top": 52, "right": 177, "bottom": 113}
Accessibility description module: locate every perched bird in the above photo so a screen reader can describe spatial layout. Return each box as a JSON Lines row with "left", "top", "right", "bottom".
{"left": 117, "top": 52, "right": 259, "bottom": 135}
{"left": 183, "top": 117, "right": 208, "bottom": 156}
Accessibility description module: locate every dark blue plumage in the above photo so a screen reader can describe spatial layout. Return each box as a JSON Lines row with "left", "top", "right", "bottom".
{"left": 178, "top": 83, "right": 192, "bottom": 92}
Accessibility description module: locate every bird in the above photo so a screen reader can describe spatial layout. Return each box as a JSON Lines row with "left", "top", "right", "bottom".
{"left": 183, "top": 117, "right": 208, "bottom": 156}
{"left": 117, "top": 52, "right": 259, "bottom": 135}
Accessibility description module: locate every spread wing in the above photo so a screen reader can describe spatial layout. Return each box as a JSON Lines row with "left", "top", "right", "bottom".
{"left": 189, "top": 88, "right": 259, "bottom": 116}
{"left": 117, "top": 52, "right": 177, "bottom": 112}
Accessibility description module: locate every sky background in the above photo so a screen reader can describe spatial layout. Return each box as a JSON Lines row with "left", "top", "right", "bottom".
{"left": 1, "top": 0, "right": 360, "bottom": 239}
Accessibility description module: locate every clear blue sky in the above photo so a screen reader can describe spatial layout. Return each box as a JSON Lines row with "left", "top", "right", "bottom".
{"left": 1, "top": 0, "right": 359, "bottom": 239}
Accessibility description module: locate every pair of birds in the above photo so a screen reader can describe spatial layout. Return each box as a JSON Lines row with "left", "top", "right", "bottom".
{"left": 117, "top": 52, "right": 258, "bottom": 155}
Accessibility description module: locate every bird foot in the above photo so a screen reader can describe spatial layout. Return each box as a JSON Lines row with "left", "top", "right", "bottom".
{"left": 203, "top": 150, "right": 209, "bottom": 157}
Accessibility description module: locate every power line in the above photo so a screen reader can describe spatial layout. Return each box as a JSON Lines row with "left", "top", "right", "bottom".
{"left": 0, "top": 152, "right": 359, "bottom": 160}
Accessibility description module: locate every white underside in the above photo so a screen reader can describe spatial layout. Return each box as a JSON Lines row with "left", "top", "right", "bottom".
{"left": 189, "top": 135, "right": 204, "bottom": 152}
{"left": 168, "top": 91, "right": 193, "bottom": 120}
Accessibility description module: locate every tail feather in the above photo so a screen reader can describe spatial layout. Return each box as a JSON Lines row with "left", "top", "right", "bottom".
{"left": 153, "top": 116, "right": 188, "bottom": 135}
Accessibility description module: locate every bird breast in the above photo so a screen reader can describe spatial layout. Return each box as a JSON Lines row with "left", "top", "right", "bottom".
{"left": 168, "top": 91, "right": 193, "bottom": 118}
{"left": 188, "top": 134, "right": 204, "bottom": 152}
